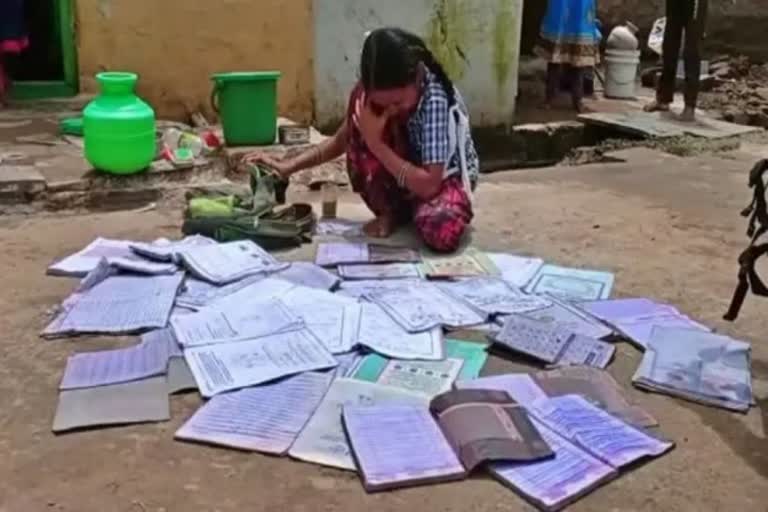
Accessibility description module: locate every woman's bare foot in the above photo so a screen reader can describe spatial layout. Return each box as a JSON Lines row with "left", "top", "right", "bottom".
{"left": 679, "top": 106, "right": 696, "bottom": 122}
{"left": 644, "top": 100, "right": 671, "bottom": 113}
{"left": 363, "top": 215, "right": 395, "bottom": 238}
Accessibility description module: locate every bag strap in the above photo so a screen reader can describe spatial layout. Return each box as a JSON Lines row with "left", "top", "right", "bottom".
{"left": 743, "top": 159, "right": 768, "bottom": 240}
{"left": 724, "top": 242, "right": 768, "bottom": 321}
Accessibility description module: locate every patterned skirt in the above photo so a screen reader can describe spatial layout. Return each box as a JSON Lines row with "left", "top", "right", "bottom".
{"left": 537, "top": 0, "right": 599, "bottom": 68}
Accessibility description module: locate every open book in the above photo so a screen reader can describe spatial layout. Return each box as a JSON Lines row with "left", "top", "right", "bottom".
{"left": 490, "top": 395, "right": 673, "bottom": 511}
{"left": 342, "top": 389, "right": 554, "bottom": 492}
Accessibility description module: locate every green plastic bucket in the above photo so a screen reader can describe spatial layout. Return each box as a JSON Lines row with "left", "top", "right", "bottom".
{"left": 211, "top": 71, "right": 281, "bottom": 146}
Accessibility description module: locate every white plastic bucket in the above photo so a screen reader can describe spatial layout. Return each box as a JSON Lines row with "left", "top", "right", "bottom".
{"left": 604, "top": 49, "right": 641, "bottom": 99}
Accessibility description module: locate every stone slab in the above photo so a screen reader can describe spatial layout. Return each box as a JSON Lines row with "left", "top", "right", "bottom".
{"left": 579, "top": 111, "right": 761, "bottom": 140}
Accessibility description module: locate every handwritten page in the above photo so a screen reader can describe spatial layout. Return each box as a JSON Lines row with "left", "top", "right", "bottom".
{"left": 43, "top": 271, "right": 184, "bottom": 337}
{"left": 276, "top": 261, "right": 340, "bottom": 290}
{"left": 578, "top": 298, "right": 674, "bottom": 322}
{"left": 524, "top": 295, "right": 614, "bottom": 340}
{"left": 350, "top": 303, "right": 445, "bottom": 360}
{"left": 368, "top": 282, "right": 485, "bottom": 332}
{"left": 174, "top": 274, "right": 266, "bottom": 310}
{"left": 338, "top": 263, "right": 421, "bottom": 280}
{"left": 437, "top": 277, "right": 552, "bottom": 316}
{"left": 184, "top": 329, "right": 337, "bottom": 397}
{"left": 532, "top": 395, "right": 673, "bottom": 468}
{"left": 315, "top": 242, "right": 370, "bottom": 267}
{"left": 337, "top": 278, "right": 422, "bottom": 299}
{"left": 170, "top": 298, "right": 303, "bottom": 348}
{"left": 289, "top": 379, "right": 430, "bottom": 470}
{"left": 177, "top": 240, "right": 288, "bottom": 284}
{"left": 343, "top": 405, "right": 466, "bottom": 491}
{"left": 130, "top": 235, "right": 217, "bottom": 262}
{"left": 633, "top": 326, "right": 753, "bottom": 411}
{"left": 486, "top": 253, "right": 544, "bottom": 288}
{"left": 525, "top": 265, "right": 614, "bottom": 301}
{"left": 456, "top": 374, "right": 549, "bottom": 405}
{"left": 59, "top": 330, "right": 177, "bottom": 390}
{"left": 533, "top": 366, "right": 658, "bottom": 428}
{"left": 280, "top": 286, "right": 359, "bottom": 353}
{"left": 175, "top": 372, "right": 333, "bottom": 453}
{"left": 47, "top": 237, "right": 178, "bottom": 276}
{"left": 491, "top": 418, "right": 617, "bottom": 511}
{"left": 52, "top": 377, "right": 171, "bottom": 433}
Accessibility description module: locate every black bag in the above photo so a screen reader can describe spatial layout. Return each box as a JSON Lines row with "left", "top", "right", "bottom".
{"left": 724, "top": 159, "right": 768, "bottom": 321}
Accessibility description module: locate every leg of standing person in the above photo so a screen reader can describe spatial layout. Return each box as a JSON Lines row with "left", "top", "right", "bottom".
{"left": 543, "top": 63, "right": 563, "bottom": 109}
{"left": 645, "top": 0, "right": 685, "bottom": 112}
{"left": 569, "top": 66, "right": 587, "bottom": 112}
{"left": 680, "top": 0, "right": 708, "bottom": 121}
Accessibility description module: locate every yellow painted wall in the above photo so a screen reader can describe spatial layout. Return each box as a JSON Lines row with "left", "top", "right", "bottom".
{"left": 75, "top": 0, "right": 314, "bottom": 122}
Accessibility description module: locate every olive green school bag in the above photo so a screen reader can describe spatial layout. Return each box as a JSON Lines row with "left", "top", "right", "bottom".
{"left": 181, "top": 164, "right": 316, "bottom": 251}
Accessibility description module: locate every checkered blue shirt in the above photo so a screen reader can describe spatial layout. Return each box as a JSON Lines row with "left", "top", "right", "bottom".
{"left": 406, "top": 69, "right": 480, "bottom": 185}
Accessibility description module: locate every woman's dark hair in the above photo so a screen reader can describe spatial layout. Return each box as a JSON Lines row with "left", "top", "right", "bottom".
{"left": 360, "top": 27, "right": 456, "bottom": 106}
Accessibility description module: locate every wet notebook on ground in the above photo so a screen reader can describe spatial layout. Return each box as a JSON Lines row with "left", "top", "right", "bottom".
{"left": 492, "top": 314, "right": 615, "bottom": 369}
{"left": 490, "top": 395, "right": 673, "bottom": 511}
{"left": 315, "top": 242, "right": 421, "bottom": 267}
{"left": 342, "top": 389, "right": 554, "bottom": 492}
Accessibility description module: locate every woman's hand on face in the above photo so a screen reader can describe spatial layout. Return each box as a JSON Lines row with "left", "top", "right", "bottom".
{"left": 354, "top": 94, "right": 396, "bottom": 150}
{"left": 242, "top": 152, "right": 293, "bottom": 179}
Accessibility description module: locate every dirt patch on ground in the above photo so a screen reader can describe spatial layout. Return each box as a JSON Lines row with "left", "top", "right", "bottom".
{"left": 700, "top": 57, "right": 768, "bottom": 128}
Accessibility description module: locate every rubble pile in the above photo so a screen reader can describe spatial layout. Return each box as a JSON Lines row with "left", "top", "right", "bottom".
{"left": 700, "top": 56, "right": 768, "bottom": 128}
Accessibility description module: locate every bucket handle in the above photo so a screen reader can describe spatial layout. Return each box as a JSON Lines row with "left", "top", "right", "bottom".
{"left": 210, "top": 83, "right": 220, "bottom": 114}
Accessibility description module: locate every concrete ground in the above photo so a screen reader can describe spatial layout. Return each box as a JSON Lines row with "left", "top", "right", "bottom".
{"left": 0, "top": 143, "right": 767, "bottom": 511}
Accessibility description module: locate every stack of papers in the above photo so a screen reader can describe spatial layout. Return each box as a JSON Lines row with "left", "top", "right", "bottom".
{"left": 525, "top": 264, "right": 614, "bottom": 301}
{"left": 491, "top": 395, "right": 673, "bottom": 511}
{"left": 315, "top": 242, "right": 420, "bottom": 267}
{"left": 523, "top": 294, "right": 614, "bottom": 340}
{"left": 174, "top": 274, "right": 268, "bottom": 310}
{"left": 276, "top": 262, "right": 340, "bottom": 290}
{"left": 579, "top": 298, "right": 709, "bottom": 349}
{"left": 437, "top": 277, "right": 552, "bottom": 316}
{"left": 633, "top": 326, "right": 753, "bottom": 412}
{"left": 289, "top": 379, "right": 430, "bottom": 470}
{"left": 350, "top": 338, "right": 489, "bottom": 396}
{"left": 59, "top": 328, "right": 180, "bottom": 390}
{"left": 184, "top": 329, "right": 337, "bottom": 397}
{"left": 367, "top": 282, "right": 486, "bottom": 332}
{"left": 343, "top": 303, "right": 445, "bottom": 360}
{"left": 177, "top": 240, "right": 288, "bottom": 284}
{"left": 175, "top": 372, "right": 333, "bottom": 453}
{"left": 47, "top": 237, "right": 178, "bottom": 276}
{"left": 457, "top": 366, "right": 657, "bottom": 429}
{"left": 280, "top": 286, "right": 359, "bottom": 354}
{"left": 44, "top": 261, "right": 184, "bottom": 337}
{"left": 129, "top": 235, "right": 217, "bottom": 262}
{"left": 170, "top": 298, "right": 303, "bottom": 347}
{"left": 493, "top": 315, "right": 615, "bottom": 369}
{"left": 420, "top": 247, "right": 499, "bottom": 278}
{"left": 338, "top": 263, "right": 421, "bottom": 280}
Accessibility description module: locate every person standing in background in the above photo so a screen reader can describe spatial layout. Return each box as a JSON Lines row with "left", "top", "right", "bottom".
{"left": 644, "top": 0, "right": 709, "bottom": 122}
{"left": 0, "top": 0, "right": 28, "bottom": 106}
{"left": 538, "top": 0, "right": 600, "bottom": 113}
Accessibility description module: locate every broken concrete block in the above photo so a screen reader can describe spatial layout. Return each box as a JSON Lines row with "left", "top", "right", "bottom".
{"left": 0, "top": 165, "right": 47, "bottom": 202}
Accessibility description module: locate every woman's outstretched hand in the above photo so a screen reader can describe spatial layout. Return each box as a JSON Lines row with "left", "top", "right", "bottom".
{"left": 242, "top": 152, "right": 294, "bottom": 179}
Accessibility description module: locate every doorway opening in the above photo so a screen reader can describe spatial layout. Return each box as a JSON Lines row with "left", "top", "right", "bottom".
{"left": 7, "top": 0, "right": 78, "bottom": 99}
